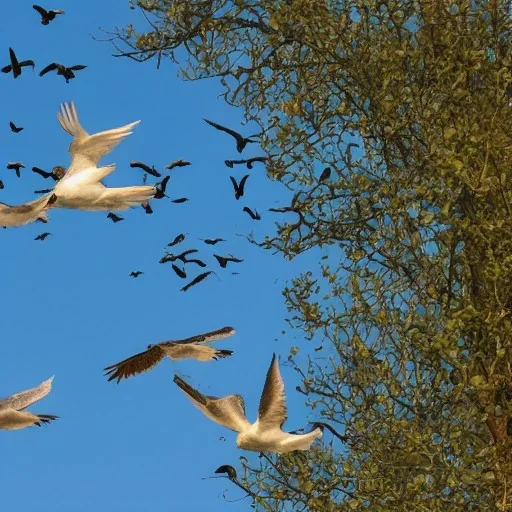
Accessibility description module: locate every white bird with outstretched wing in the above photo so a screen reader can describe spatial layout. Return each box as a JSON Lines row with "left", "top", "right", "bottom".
{"left": 0, "top": 376, "right": 58, "bottom": 430}
{"left": 174, "top": 353, "right": 322, "bottom": 453}
{"left": 50, "top": 102, "right": 157, "bottom": 211}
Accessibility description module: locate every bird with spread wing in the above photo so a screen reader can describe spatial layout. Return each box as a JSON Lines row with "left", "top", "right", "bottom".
{"left": 0, "top": 376, "right": 58, "bottom": 430}
{"left": 104, "top": 326, "right": 236, "bottom": 383}
{"left": 48, "top": 102, "right": 158, "bottom": 211}
{"left": 173, "top": 353, "right": 322, "bottom": 453}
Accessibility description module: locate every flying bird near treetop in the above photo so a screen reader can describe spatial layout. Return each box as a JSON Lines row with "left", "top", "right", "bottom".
{"left": 203, "top": 119, "right": 259, "bottom": 153}
{"left": 104, "top": 326, "right": 236, "bottom": 383}
{"left": 173, "top": 353, "right": 322, "bottom": 453}
{"left": 0, "top": 376, "right": 58, "bottom": 431}
{"left": 48, "top": 102, "right": 157, "bottom": 212}
{"left": 32, "top": 5, "right": 64, "bottom": 25}
{"left": 39, "top": 62, "right": 87, "bottom": 83}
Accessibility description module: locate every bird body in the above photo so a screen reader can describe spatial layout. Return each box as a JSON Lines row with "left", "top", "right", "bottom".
{"left": 39, "top": 63, "right": 86, "bottom": 83}
{"left": 0, "top": 376, "right": 58, "bottom": 430}
{"left": 51, "top": 102, "right": 156, "bottom": 211}
{"left": 9, "top": 121, "right": 23, "bottom": 133}
{"left": 1, "top": 48, "right": 34, "bottom": 78}
{"left": 174, "top": 354, "right": 322, "bottom": 453}
{"left": 33, "top": 5, "right": 64, "bottom": 25}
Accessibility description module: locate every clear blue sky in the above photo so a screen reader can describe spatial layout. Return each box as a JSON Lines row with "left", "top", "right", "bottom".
{"left": 1, "top": 2, "right": 326, "bottom": 511}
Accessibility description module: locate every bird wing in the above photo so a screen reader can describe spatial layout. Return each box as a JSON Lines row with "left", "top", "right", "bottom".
{"left": 68, "top": 65, "right": 87, "bottom": 71}
{"left": 32, "top": 167, "right": 51, "bottom": 179}
{"left": 229, "top": 176, "right": 239, "bottom": 194}
{"left": 0, "top": 376, "right": 54, "bottom": 412}
{"left": 39, "top": 62, "right": 58, "bottom": 76}
{"left": 57, "top": 101, "right": 140, "bottom": 177}
{"left": 239, "top": 174, "right": 250, "bottom": 191}
{"left": 104, "top": 345, "right": 166, "bottom": 382}
{"left": 257, "top": 354, "right": 288, "bottom": 430}
{"left": 174, "top": 375, "right": 250, "bottom": 433}
{"left": 203, "top": 119, "right": 242, "bottom": 141}
{"left": 172, "top": 326, "right": 236, "bottom": 345}
{"left": 129, "top": 161, "right": 151, "bottom": 173}
{"left": 32, "top": 4, "right": 48, "bottom": 17}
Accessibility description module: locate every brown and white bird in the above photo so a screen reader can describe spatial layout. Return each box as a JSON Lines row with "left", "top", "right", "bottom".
{"left": 0, "top": 376, "right": 58, "bottom": 430}
{"left": 174, "top": 353, "right": 322, "bottom": 453}
{"left": 49, "top": 102, "right": 157, "bottom": 211}
{"left": 32, "top": 5, "right": 65, "bottom": 25}
{"left": 104, "top": 326, "right": 236, "bottom": 383}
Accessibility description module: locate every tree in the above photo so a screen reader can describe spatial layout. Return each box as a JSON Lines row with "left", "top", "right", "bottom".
{"left": 109, "top": 1, "right": 512, "bottom": 509}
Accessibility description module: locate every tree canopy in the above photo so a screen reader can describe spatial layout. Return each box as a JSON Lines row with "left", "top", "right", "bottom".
{"left": 110, "top": 1, "right": 512, "bottom": 509}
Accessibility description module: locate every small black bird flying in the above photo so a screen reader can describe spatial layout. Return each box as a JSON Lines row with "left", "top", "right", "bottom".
{"left": 129, "top": 271, "right": 143, "bottom": 278}
{"left": 171, "top": 264, "right": 187, "bottom": 279}
{"left": 9, "top": 122, "right": 23, "bottom": 133}
{"left": 204, "top": 119, "right": 258, "bottom": 153}
{"left": 319, "top": 167, "right": 331, "bottom": 182}
{"left": 154, "top": 175, "right": 170, "bottom": 199}
{"left": 129, "top": 161, "right": 161, "bottom": 178}
{"left": 34, "top": 232, "right": 51, "bottom": 241}
{"left": 167, "top": 233, "right": 186, "bottom": 247}
{"left": 242, "top": 206, "right": 261, "bottom": 220}
{"left": 201, "top": 238, "right": 225, "bottom": 245}
{"left": 1, "top": 48, "right": 35, "bottom": 78}
{"left": 229, "top": 175, "right": 249, "bottom": 200}
{"left": 180, "top": 271, "right": 214, "bottom": 292}
{"left": 165, "top": 159, "right": 191, "bottom": 170}
{"left": 32, "top": 166, "right": 65, "bottom": 181}
{"left": 0, "top": 180, "right": 4, "bottom": 190}
{"left": 107, "top": 212, "right": 124, "bottom": 223}
{"left": 171, "top": 197, "right": 189, "bottom": 204}
{"left": 159, "top": 249, "right": 198, "bottom": 265}
{"left": 32, "top": 5, "right": 64, "bottom": 25}
{"left": 213, "top": 254, "right": 244, "bottom": 268}
{"left": 34, "top": 188, "right": 52, "bottom": 194}
{"left": 215, "top": 465, "right": 237, "bottom": 480}
{"left": 39, "top": 62, "right": 87, "bottom": 83}
{"left": 7, "top": 162, "right": 25, "bottom": 177}
{"left": 225, "top": 156, "right": 268, "bottom": 169}
{"left": 142, "top": 203, "right": 153, "bottom": 214}
{"left": 184, "top": 258, "right": 207, "bottom": 268}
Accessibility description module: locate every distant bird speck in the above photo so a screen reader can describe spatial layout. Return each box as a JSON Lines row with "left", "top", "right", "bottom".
{"left": 9, "top": 121, "right": 23, "bottom": 133}
{"left": 39, "top": 62, "right": 87, "bottom": 83}
{"left": 204, "top": 119, "right": 258, "bottom": 153}
{"left": 107, "top": 212, "right": 124, "bottom": 223}
{"left": 34, "top": 232, "right": 51, "bottom": 241}
{"left": 166, "top": 159, "right": 191, "bottom": 170}
{"left": 129, "top": 271, "right": 143, "bottom": 278}
{"left": 243, "top": 206, "right": 261, "bottom": 220}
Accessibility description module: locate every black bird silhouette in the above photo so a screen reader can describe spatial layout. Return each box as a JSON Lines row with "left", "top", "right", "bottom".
{"left": 180, "top": 271, "right": 214, "bottom": 292}
{"left": 129, "top": 271, "right": 143, "bottom": 278}
{"left": 215, "top": 465, "right": 237, "bottom": 480}
{"left": 7, "top": 162, "right": 25, "bottom": 177}
{"left": 213, "top": 254, "right": 244, "bottom": 268}
{"left": 142, "top": 203, "right": 153, "bottom": 214}
{"left": 168, "top": 233, "right": 186, "bottom": 247}
{"left": 204, "top": 119, "right": 258, "bottom": 153}
{"left": 34, "top": 232, "right": 51, "bottom": 241}
{"left": 171, "top": 197, "right": 189, "bottom": 204}
{"left": 201, "top": 238, "right": 225, "bottom": 245}
{"left": 32, "top": 165, "right": 65, "bottom": 181}
{"left": 129, "top": 161, "right": 161, "bottom": 178}
{"left": 33, "top": 5, "right": 64, "bottom": 25}
{"left": 184, "top": 258, "right": 207, "bottom": 268}
{"left": 242, "top": 206, "right": 261, "bottom": 220}
{"left": 0, "top": 180, "right": 4, "bottom": 189}
{"left": 171, "top": 264, "right": 187, "bottom": 279}
{"left": 107, "top": 212, "right": 124, "bottom": 223}
{"left": 225, "top": 156, "right": 268, "bottom": 169}
{"left": 230, "top": 175, "right": 249, "bottom": 200}
{"left": 166, "top": 159, "right": 191, "bottom": 170}
{"left": 159, "top": 249, "right": 198, "bottom": 265}
{"left": 39, "top": 62, "right": 87, "bottom": 83}
{"left": 154, "top": 175, "right": 170, "bottom": 199}
{"left": 1, "top": 48, "right": 35, "bottom": 78}
{"left": 34, "top": 188, "right": 52, "bottom": 194}
{"left": 9, "top": 121, "right": 23, "bottom": 133}
{"left": 319, "top": 167, "right": 331, "bottom": 182}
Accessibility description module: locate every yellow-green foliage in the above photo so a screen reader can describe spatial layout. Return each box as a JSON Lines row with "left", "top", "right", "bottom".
{"left": 113, "top": 1, "right": 512, "bottom": 509}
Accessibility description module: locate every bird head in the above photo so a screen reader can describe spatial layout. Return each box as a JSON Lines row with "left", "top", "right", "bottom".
{"left": 52, "top": 166, "right": 66, "bottom": 180}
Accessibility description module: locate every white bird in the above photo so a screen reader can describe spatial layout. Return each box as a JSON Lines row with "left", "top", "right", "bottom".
{"left": 174, "top": 353, "right": 322, "bottom": 453}
{"left": 0, "top": 376, "right": 58, "bottom": 430}
{"left": 0, "top": 193, "right": 56, "bottom": 228}
{"left": 50, "top": 102, "right": 157, "bottom": 211}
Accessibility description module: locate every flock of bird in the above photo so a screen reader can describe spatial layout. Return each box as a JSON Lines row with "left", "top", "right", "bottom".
{"left": 1, "top": 8, "right": 345, "bottom": 501}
